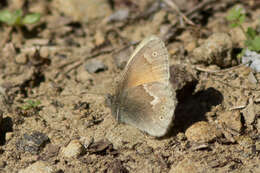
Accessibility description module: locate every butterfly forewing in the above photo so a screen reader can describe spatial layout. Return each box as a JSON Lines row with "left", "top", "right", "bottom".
{"left": 119, "top": 36, "right": 170, "bottom": 90}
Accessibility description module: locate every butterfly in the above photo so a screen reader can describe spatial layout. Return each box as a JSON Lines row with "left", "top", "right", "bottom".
{"left": 107, "top": 36, "right": 177, "bottom": 137}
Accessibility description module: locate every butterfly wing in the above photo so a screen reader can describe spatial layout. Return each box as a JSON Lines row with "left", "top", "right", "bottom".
{"left": 118, "top": 36, "right": 170, "bottom": 90}
{"left": 111, "top": 36, "right": 177, "bottom": 137}
{"left": 118, "top": 81, "right": 176, "bottom": 137}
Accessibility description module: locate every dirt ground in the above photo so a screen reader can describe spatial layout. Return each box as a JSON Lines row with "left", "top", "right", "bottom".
{"left": 0, "top": 0, "right": 260, "bottom": 172}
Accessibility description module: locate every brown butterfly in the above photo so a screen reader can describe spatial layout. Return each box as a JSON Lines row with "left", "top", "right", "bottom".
{"left": 107, "top": 36, "right": 177, "bottom": 137}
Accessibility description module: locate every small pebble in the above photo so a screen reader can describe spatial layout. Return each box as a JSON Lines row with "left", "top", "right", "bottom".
{"left": 136, "top": 145, "right": 153, "bottom": 155}
{"left": 94, "top": 30, "right": 105, "bottom": 45}
{"left": 107, "top": 9, "right": 129, "bottom": 23}
{"left": 242, "top": 49, "right": 260, "bottom": 72}
{"left": 85, "top": 59, "right": 107, "bottom": 73}
{"left": 43, "top": 144, "right": 60, "bottom": 159}
{"left": 5, "top": 132, "right": 13, "bottom": 141}
{"left": 185, "top": 41, "right": 197, "bottom": 52}
{"left": 191, "top": 142, "right": 210, "bottom": 151}
{"left": 16, "top": 131, "right": 50, "bottom": 154}
{"left": 169, "top": 158, "right": 208, "bottom": 173}
{"left": 53, "top": 0, "right": 112, "bottom": 22}
{"left": 19, "top": 161, "right": 54, "bottom": 173}
{"left": 80, "top": 136, "right": 94, "bottom": 149}
{"left": 61, "top": 140, "right": 84, "bottom": 158}
{"left": 185, "top": 121, "right": 219, "bottom": 143}
{"left": 247, "top": 72, "right": 258, "bottom": 84}
{"left": 242, "top": 98, "right": 256, "bottom": 125}
{"left": 191, "top": 33, "right": 233, "bottom": 67}
{"left": 176, "top": 132, "right": 186, "bottom": 141}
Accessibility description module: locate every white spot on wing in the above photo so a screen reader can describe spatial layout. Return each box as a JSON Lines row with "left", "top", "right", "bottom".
{"left": 143, "top": 84, "right": 160, "bottom": 106}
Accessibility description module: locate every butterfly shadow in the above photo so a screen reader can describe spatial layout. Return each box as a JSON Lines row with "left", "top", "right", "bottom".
{"left": 164, "top": 84, "right": 223, "bottom": 138}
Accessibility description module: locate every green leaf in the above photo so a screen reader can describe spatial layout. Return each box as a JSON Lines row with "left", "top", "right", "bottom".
{"left": 246, "top": 27, "right": 256, "bottom": 40}
{"left": 0, "top": 10, "right": 13, "bottom": 23}
{"left": 22, "top": 13, "right": 41, "bottom": 24}
{"left": 0, "top": 9, "right": 23, "bottom": 25}
{"left": 244, "top": 39, "right": 252, "bottom": 47}
{"left": 226, "top": 6, "right": 243, "bottom": 21}
{"left": 248, "top": 36, "right": 260, "bottom": 52}
{"left": 13, "top": 9, "right": 23, "bottom": 18}
{"left": 21, "top": 100, "right": 41, "bottom": 110}
{"left": 12, "top": 9, "right": 23, "bottom": 25}
{"left": 238, "top": 14, "right": 245, "bottom": 24}
{"left": 230, "top": 23, "right": 239, "bottom": 28}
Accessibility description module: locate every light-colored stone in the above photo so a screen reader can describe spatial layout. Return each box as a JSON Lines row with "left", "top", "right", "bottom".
{"left": 80, "top": 136, "right": 94, "bottom": 149}
{"left": 19, "top": 161, "right": 54, "bottom": 173}
{"left": 242, "top": 98, "right": 256, "bottom": 125}
{"left": 191, "top": 33, "right": 233, "bottom": 67}
{"left": 94, "top": 30, "right": 105, "bottom": 46}
{"left": 106, "top": 9, "right": 129, "bottom": 23}
{"left": 185, "top": 121, "right": 219, "bottom": 143}
{"left": 169, "top": 158, "right": 208, "bottom": 173}
{"left": 61, "top": 140, "right": 84, "bottom": 158}
{"left": 85, "top": 59, "right": 107, "bottom": 73}
{"left": 52, "top": 0, "right": 112, "bottom": 22}
{"left": 185, "top": 41, "right": 197, "bottom": 52}
{"left": 5, "top": 132, "right": 13, "bottom": 141}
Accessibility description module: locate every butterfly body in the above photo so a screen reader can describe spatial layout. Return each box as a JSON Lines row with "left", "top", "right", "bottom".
{"left": 108, "top": 36, "right": 177, "bottom": 137}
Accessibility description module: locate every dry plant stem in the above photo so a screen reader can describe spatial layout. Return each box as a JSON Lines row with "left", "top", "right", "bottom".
{"left": 163, "top": 0, "right": 195, "bottom": 25}
{"left": 15, "top": 26, "right": 24, "bottom": 44}
{"left": 185, "top": 0, "right": 217, "bottom": 17}
{"left": 195, "top": 63, "right": 250, "bottom": 74}
{"left": 162, "top": 0, "right": 216, "bottom": 42}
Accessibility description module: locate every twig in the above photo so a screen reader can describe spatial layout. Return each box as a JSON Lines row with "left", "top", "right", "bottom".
{"left": 163, "top": 0, "right": 195, "bottom": 25}
{"left": 185, "top": 0, "right": 217, "bottom": 17}
{"left": 64, "top": 61, "right": 83, "bottom": 75}
{"left": 194, "top": 63, "right": 250, "bottom": 74}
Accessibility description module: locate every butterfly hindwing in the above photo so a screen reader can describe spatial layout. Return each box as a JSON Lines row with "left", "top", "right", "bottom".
{"left": 118, "top": 82, "right": 176, "bottom": 137}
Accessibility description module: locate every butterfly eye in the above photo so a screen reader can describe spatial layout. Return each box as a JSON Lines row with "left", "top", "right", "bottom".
{"left": 152, "top": 52, "right": 158, "bottom": 57}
